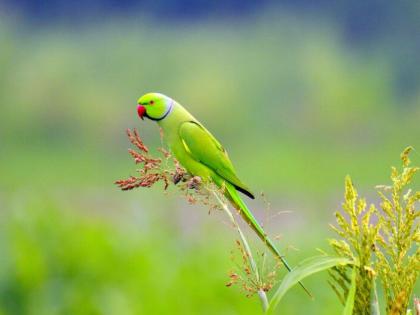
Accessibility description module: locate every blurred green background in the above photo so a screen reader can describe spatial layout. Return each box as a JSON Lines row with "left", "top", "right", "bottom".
{"left": 0, "top": 1, "right": 419, "bottom": 314}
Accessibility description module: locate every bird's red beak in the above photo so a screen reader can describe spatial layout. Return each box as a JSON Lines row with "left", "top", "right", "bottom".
{"left": 137, "top": 105, "right": 146, "bottom": 120}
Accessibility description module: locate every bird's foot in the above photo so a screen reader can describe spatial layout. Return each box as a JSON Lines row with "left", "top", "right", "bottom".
{"left": 187, "top": 176, "right": 202, "bottom": 190}
{"left": 172, "top": 165, "right": 188, "bottom": 185}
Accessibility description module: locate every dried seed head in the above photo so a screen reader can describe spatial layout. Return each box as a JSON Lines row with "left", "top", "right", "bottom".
{"left": 126, "top": 128, "right": 149, "bottom": 153}
{"left": 116, "top": 128, "right": 174, "bottom": 191}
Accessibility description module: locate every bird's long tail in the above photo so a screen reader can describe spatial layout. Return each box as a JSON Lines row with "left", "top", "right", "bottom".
{"left": 224, "top": 182, "right": 312, "bottom": 297}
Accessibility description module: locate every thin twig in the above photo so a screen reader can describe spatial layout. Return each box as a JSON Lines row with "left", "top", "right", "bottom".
{"left": 212, "top": 190, "right": 269, "bottom": 313}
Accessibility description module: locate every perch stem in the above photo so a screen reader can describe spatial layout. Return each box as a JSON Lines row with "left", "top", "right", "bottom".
{"left": 212, "top": 190, "right": 269, "bottom": 313}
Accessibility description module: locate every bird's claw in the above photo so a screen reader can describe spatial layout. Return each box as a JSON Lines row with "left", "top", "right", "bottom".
{"left": 187, "top": 176, "right": 202, "bottom": 190}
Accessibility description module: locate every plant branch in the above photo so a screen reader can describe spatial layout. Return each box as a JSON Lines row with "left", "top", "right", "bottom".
{"left": 212, "top": 190, "right": 269, "bottom": 313}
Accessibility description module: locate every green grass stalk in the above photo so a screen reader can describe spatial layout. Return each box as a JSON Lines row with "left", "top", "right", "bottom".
{"left": 212, "top": 190, "right": 269, "bottom": 313}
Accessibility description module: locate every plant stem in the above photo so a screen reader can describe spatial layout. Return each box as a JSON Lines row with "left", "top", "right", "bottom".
{"left": 371, "top": 279, "right": 380, "bottom": 315}
{"left": 212, "top": 190, "right": 269, "bottom": 313}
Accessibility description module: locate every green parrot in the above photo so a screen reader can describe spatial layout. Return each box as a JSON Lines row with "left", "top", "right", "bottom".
{"left": 136, "top": 92, "right": 309, "bottom": 295}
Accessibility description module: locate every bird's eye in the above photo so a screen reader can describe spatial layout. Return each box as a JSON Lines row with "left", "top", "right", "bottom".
{"left": 150, "top": 100, "right": 154, "bottom": 105}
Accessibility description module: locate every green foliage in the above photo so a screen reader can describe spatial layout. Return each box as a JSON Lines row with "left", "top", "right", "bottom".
{"left": 329, "top": 147, "right": 419, "bottom": 315}
{"left": 342, "top": 267, "right": 357, "bottom": 315}
{"left": 267, "top": 256, "right": 355, "bottom": 314}
{"left": 0, "top": 198, "right": 263, "bottom": 315}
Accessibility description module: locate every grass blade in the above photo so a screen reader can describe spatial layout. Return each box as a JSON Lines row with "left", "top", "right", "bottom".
{"left": 342, "top": 266, "right": 357, "bottom": 315}
{"left": 267, "top": 256, "right": 355, "bottom": 314}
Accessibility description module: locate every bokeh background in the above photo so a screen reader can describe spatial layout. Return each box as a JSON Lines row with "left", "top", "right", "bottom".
{"left": 0, "top": 1, "right": 419, "bottom": 314}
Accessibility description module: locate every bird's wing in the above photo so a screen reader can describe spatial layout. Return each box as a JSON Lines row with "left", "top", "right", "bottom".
{"left": 179, "top": 121, "right": 254, "bottom": 199}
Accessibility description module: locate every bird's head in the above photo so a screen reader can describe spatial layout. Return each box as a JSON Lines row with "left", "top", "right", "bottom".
{"left": 137, "top": 92, "right": 173, "bottom": 121}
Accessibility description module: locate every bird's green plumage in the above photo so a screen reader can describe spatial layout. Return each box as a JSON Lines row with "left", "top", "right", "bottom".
{"left": 178, "top": 121, "right": 255, "bottom": 199}
{"left": 137, "top": 92, "right": 310, "bottom": 295}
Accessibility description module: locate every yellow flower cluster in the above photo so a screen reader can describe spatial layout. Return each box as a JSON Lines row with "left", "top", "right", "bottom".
{"left": 329, "top": 147, "right": 419, "bottom": 315}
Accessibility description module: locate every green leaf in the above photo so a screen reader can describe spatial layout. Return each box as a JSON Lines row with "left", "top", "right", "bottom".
{"left": 267, "top": 256, "right": 355, "bottom": 314}
{"left": 342, "top": 266, "right": 357, "bottom": 315}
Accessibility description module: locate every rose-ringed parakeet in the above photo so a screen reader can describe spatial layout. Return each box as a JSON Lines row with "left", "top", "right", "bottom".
{"left": 136, "top": 92, "right": 309, "bottom": 295}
